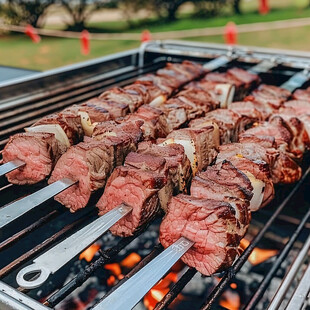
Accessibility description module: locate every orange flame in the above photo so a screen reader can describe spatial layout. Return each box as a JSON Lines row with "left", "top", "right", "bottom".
{"left": 120, "top": 252, "right": 141, "bottom": 269}
{"left": 240, "top": 239, "right": 278, "bottom": 266}
{"left": 143, "top": 270, "right": 179, "bottom": 310}
{"left": 219, "top": 290, "right": 241, "bottom": 310}
{"left": 79, "top": 244, "right": 101, "bottom": 262}
{"left": 105, "top": 263, "right": 122, "bottom": 276}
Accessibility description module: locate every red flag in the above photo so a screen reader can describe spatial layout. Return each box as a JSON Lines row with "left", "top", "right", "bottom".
{"left": 141, "top": 30, "right": 151, "bottom": 42}
{"left": 259, "top": 0, "right": 269, "bottom": 15}
{"left": 80, "top": 30, "right": 90, "bottom": 55}
{"left": 224, "top": 22, "right": 237, "bottom": 45}
{"left": 25, "top": 24, "right": 41, "bottom": 43}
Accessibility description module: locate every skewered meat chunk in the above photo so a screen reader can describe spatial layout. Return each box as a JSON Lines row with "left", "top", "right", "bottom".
{"left": 86, "top": 98, "right": 129, "bottom": 118}
{"left": 163, "top": 126, "right": 220, "bottom": 174}
{"left": 245, "top": 84, "right": 291, "bottom": 110}
{"left": 124, "top": 105, "right": 170, "bottom": 139}
{"left": 50, "top": 121, "right": 143, "bottom": 212}
{"left": 99, "top": 87, "right": 144, "bottom": 113}
{"left": 31, "top": 111, "right": 83, "bottom": 147}
{"left": 282, "top": 100, "right": 310, "bottom": 115}
{"left": 292, "top": 87, "right": 310, "bottom": 101}
{"left": 137, "top": 141, "right": 191, "bottom": 194}
{"left": 242, "top": 120, "right": 292, "bottom": 155}
{"left": 125, "top": 152, "right": 172, "bottom": 211}
{"left": 218, "top": 142, "right": 301, "bottom": 184}
{"left": 189, "top": 109, "right": 254, "bottom": 144}
{"left": 190, "top": 177, "right": 250, "bottom": 236}
{"left": 218, "top": 155, "right": 274, "bottom": 210}
{"left": 49, "top": 140, "right": 114, "bottom": 212}
{"left": 228, "top": 101, "right": 266, "bottom": 121}
{"left": 159, "top": 195, "right": 242, "bottom": 276}
{"left": 3, "top": 132, "right": 61, "bottom": 185}
{"left": 269, "top": 114, "right": 310, "bottom": 156}
{"left": 227, "top": 67, "right": 261, "bottom": 89}
{"left": 97, "top": 166, "right": 166, "bottom": 237}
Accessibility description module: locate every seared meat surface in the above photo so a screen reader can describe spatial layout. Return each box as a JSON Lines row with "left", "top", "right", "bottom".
{"left": 160, "top": 195, "right": 241, "bottom": 276}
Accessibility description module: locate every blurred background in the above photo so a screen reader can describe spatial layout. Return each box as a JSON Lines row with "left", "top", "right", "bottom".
{"left": 0, "top": 0, "right": 309, "bottom": 71}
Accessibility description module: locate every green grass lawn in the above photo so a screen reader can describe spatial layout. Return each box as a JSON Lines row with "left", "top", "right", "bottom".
{"left": 1, "top": 2, "right": 310, "bottom": 71}
{"left": 85, "top": 6, "right": 310, "bottom": 33}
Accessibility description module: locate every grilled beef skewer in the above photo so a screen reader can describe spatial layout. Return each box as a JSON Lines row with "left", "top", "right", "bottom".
{"left": 2, "top": 61, "right": 205, "bottom": 185}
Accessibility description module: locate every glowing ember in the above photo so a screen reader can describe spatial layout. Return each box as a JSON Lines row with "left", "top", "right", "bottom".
{"left": 79, "top": 244, "right": 101, "bottom": 262}
{"left": 143, "top": 269, "right": 179, "bottom": 310}
{"left": 240, "top": 239, "right": 278, "bottom": 265}
{"left": 107, "top": 275, "right": 116, "bottom": 286}
{"left": 121, "top": 252, "right": 141, "bottom": 269}
{"left": 219, "top": 290, "right": 241, "bottom": 310}
{"left": 105, "top": 263, "right": 122, "bottom": 276}
{"left": 230, "top": 283, "right": 238, "bottom": 289}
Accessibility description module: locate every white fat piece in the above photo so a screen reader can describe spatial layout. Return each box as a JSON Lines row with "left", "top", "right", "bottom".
{"left": 243, "top": 171, "right": 265, "bottom": 212}
{"left": 159, "top": 138, "right": 198, "bottom": 175}
{"left": 149, "top": 95, "right": 167, "bottom": 108}
{"left": 25, "top": 124, "right": 70, "bottom": 148}
{"left": 78, "top": 111, "right": 96, "bottom": 136}
{"left": 215, "top": 84, "right": 235, "bottom": 108}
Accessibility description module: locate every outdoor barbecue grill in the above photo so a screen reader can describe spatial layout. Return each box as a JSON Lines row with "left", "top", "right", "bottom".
{"left": 0, "top": 40, "right": 310, "bottom": 310}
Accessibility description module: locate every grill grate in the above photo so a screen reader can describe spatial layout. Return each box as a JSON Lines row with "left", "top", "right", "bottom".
{"left": 0, "top": 41, "right": 310, "bottom": 310}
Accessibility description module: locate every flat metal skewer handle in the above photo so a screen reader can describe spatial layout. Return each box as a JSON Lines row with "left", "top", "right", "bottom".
{"left": 0, "top": 159, "right": 25, "bottom": 177}
{"left": 93, "top": 237, "right": 194, "bottom": 310}
{"left": 0, "top": 178, "right": 77, "bottom": 229}
{"left": 281, "top": 70, "right": 310, "bottom": 92}
{"left": 16, "top": 203, "right": 132, "bottom": 289}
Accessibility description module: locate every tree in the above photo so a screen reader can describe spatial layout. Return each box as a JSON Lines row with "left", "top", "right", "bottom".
{"left": 60, "top": 0, "right": 113, "bottom": 30}
{"left": 151, "top": 0, "right": 187, "bottom": 20}
{"left": 232, "top": 0, "right": 241, "bottom": 14}
{"left": 1, "top": 0, "right": 54, "bottom": 27}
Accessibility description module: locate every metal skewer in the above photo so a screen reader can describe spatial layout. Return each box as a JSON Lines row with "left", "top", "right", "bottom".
{"left": 92, "top": 237, "right": 194, "bottom": 310}
{"left": 0, "top": 159, "right": 25, "bottom": 177}
{"left": 16, "top": 203, "right": 132, "bottom": 289}
{"left": 0, "top": 178, "right": 77, "bottom": 229}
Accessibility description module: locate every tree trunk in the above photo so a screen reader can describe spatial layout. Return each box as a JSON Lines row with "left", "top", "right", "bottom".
{"left": 233, "top": 0, "right": 241, "bottom": 14}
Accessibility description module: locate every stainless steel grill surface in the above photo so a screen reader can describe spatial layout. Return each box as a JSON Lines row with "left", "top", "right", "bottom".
{"left": 0, "top": 41, "right": 310, "bottom": 310}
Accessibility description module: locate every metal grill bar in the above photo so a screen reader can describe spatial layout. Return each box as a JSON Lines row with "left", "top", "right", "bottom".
{"left": 200, "top": 165, "right": 310, "bottom": 310}
{"left": 45, "top": 220, "right": 155, "bottom": 308}
{"left": 154, "top": 267, "right": 197, "bottom": 310}
{"left": 0, "top": 209, "right": 94, "bottom": 279}
{"left": 0, "top": 210, "right": 59, "bottom": 252}
{"left": 244, "top": 208, "right": 310, "bottom": 309}
{"left": 268, "top": 234, "right": 310, "bottom": 310}
{"left": 285, "top": 262, "right": 310, "bottom": 310}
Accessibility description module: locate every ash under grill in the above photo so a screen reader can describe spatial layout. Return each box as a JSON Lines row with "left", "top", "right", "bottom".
{"left": 0, "top": 41, "right": 310, "bottom": 310}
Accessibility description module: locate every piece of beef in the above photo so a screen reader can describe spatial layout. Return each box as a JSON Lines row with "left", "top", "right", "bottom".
{"left": 229, "top": 100, "right": 270, "bottom": 121}
{"left": 124, "top": 84, "right": 150, "bottom": 105}
{"left": 245, "top": 84, "right": 291, "bottom": 110}
{"left": 3, "top": 132, "right": 61, "bottom": 185}
{"left": 282, "top": 100, "right": 310, "bottom": 115}
{"left": 270, "top": 114, "right": 310, "bottom": 157}
{"left": 239, "top": 133, "right": 276, "bottom": 149}
{"left": 49, "top": 139, "right": 115, "bottom": 212}
{"left": 227, "top": 68, "right": 260, "bottom": 90}
{"left": 292, "top": 87, "right": 310, "bottom": 101}
{"left": 241, "top": 121, "right": 292, "bottom": 154}
{"left": 125, "top": 152, "right": 173, "bottom": 211}
{"left": 218, "top": 155, "right": 274, "bottom": 209}
{"left": 165, "top": 126, "right": 219, "bottom": 174}
{"left": 135, "top": 75, "right": 174, "bottom": 100}
{"left": 97, "top": 166, "right": 166, "bottom": 236}
{"left": 86, "top": 98, "right": 129, "bottom": 118}
{"left": 64, "top": 103, "right": 111, "bottom": 124}
{"left": 92, "top": 120, "right": 143, "bottom": 149}
{"left": 99, "top": 87, "right": 144, "bottom": 113}
{"left": 160, "top": 195, "right": 241, "bottom": 276}
{"left": 190, "top": 109, "right": 254, "bottom": 144}
{"left": 34, "top": 111, "right": 83, "bottom": 146}
{"left": 190, "top": 177, "right": 250, "bottom": 236}
{"left": 137, "top": 141, "right": 191, "bottom": 194}
{"left": 194, "top": 160, "right": 253, "bottom": 201}
{"left": 123, "top": 105, "right": 170, "bottom": 140}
